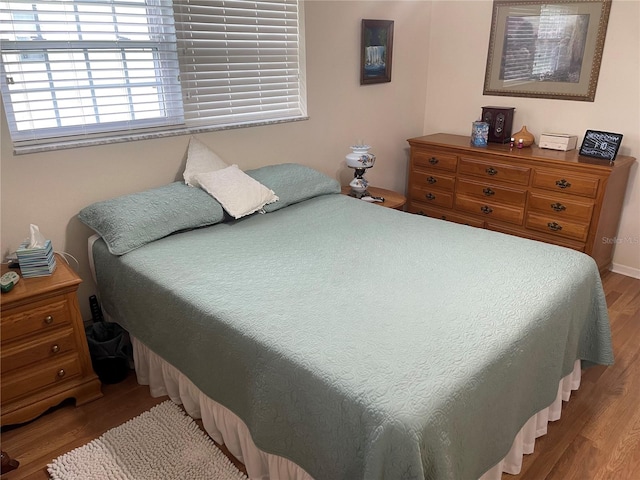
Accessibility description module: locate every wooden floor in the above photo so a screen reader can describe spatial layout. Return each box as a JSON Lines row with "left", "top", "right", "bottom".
{"left": 1, "top": 271, "right": 638, "bottom": 480}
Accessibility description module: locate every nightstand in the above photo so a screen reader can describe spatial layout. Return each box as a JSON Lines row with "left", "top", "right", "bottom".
{"left": 1, "top": 255, "right": 102, "bottom": 426}
{"left": 341, "top": 186, "right": 407, "bottom": 210}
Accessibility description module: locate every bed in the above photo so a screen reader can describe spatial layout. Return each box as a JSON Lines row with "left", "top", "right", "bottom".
{"left": 81, "top": 162, "right": 613, "bottom": 480}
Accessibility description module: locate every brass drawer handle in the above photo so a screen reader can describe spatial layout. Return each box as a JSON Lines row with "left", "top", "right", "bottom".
{"left": 44, "top": 315, "right": 53, "bottom": 325}
{"left": 551, "top": 202, "right": 566, "bottom": 212}
{"left": 428, "top": 157, "right": 439, "bottom": 165}
{"left": 547, "top": 222, "right": 563, "bottom": 232}
{"left": 485, "top": 167, "right": 498, "bottom": 176}
{"left": 51, "top": 344, "right": 60, "bottom": 354}
{"left": 482, "top": 187, "right": 495, "bottom": 196}
{"left": 57, "top": 369, "right": 66, "bottom": 378}
{"left": 417, "top": 210, "right": 426, "bottom": 216}
{"left": 555, "top": 179, "right": 571, "bottom": 189}
{"left": 425, "top": 193, "right": 436, "bottom": 201}
{"left": 480, "top": 205, "right": 493, "bottom": 214}
{"left": 426, "top": 176, "right": 437, "bottom": 184}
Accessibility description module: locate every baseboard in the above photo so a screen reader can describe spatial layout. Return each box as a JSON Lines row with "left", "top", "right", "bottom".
{"left": 610, "top": 263, "right": 640, "bottom": 279}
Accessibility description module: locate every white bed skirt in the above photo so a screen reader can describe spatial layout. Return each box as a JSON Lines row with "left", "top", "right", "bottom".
{"left": 132, "top": 337, "right": 581, "bottom": 480}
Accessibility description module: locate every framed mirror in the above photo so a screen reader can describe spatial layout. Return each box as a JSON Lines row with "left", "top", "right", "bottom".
{"left": 483, "top": 0, "right": 612, "bottom": 102}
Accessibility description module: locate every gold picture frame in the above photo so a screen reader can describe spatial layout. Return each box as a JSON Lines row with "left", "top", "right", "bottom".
{"left": 483, "top": 0, "right": 612, "bottom": 102}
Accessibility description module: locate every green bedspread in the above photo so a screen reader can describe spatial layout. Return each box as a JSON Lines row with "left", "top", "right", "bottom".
{"left": 92, "top": 193, "right": 613, "bottom": 480}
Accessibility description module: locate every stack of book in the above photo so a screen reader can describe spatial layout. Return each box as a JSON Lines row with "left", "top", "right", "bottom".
{"left": 16, "top": 239, "right": 57, "bottom": 278}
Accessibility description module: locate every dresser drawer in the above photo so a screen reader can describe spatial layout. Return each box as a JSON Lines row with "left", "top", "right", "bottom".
{"left": 457, "top": 178, "right": 527, "bottom": 206}
{"left": 459, "top": 157, "right": 531, "bottom": 185}
{"left": 455, "top": 195, "right": 524, "bottom": 225}
{"left": 413, "top": 150, "right": 458, "bottom": 172}
{"left": 409, "top": 187, "right": 454, "bottom": 208}
{"left": 409, "top": 204, "right": 485, "bottom": 228}
{"left": 525, "top": 213, "right": 590, "bottom": 242}
{"left": 528, "top": 192, "right": 594, "bottom": 222}
{"left": 532, "top": 170, "right": 599, "bottom": 198}
{"left": 1, "top": 354, "right": 82, "bottom": 403}
{"left": 487, "top": 223, "right": 586, "bottom": 252}
{"left": 1, "top": 327, "right": 76, "bottom": 374}
{"left": 410, "top": 170, "right": 456, "bottom": 191}
{"left": 1, "top": 296, "right": 72, "bottom": 343}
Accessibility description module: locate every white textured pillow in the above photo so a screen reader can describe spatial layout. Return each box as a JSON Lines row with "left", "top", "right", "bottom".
{"left": 183, "top": 137, "right": 229, "bottom": 188}
{"left": 195, "top": 165, "right": 279, "bottom": 219}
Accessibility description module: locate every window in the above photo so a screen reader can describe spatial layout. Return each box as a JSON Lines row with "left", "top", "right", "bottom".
{"left": 0, "top": 0, "right": 306, "bottom": 152}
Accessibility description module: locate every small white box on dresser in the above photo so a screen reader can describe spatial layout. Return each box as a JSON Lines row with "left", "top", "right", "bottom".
{"left": 539, "top": 133, "right": 578, "bottom": 151}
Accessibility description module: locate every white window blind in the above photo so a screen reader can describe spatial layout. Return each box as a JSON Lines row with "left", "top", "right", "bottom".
{"left": 174, "top": 0, "right": 304, "bottom": 129}
{"left": 0, "top": 0, "right": 306, "bottom": 152}
{"left": 0, "top": 0, "right": 183, "bottom": 145}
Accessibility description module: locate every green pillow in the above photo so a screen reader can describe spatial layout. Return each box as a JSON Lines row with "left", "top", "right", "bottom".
{"left": 79, "top": 182, "right": 224, "bottom": 255}
{"left": 245, "top": 163, "right": 340, "bottom": 212}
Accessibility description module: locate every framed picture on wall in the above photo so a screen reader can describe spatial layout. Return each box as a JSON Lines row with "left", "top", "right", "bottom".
{"left": 483, "top": 0, "right": 612, "bottom": 102}
{"left": 361, "top": 19, "right": 394, "bottom": 85}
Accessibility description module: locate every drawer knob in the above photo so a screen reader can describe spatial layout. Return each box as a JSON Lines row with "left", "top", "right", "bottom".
{"left": 426, "top": 176, "right": 437, "bottom": 184}
{"left": 417, "top": 210, "right": 426, "bottom": 216}
{"left": 555, "top": 179, "right": 571, "bottom": 189}
{"left": 551, "top": 202, "right": 566, "bottom": 212}
{"left": 51, "top": 344, "right": 60, "bottom": 354}
{"left": 482, "top": 187, "right": 495, "bottom": 196}
{"left": 57, "top": 369, "right": 66, "bottom": 378}
{"left": 429, "top": 157, "right": 439, "bottom": 165}
{"left": 547, "top": 222, "right": 563, "bottom": 232}
{"left": 480, "top": 205, "right": 493, "bottom": 214}
{"left": 441, "top": 215, "right": 447, "bottom": 220}
{"left": 485, "top": 167, "right": 498, "bottom": 176}
{"left": 44, "top": 315, "right": 54, "bottom": 325}
{"left": 425, "top": 193, "right": 436, "bottom": 201}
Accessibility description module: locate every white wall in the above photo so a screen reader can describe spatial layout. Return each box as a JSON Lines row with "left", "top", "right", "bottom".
{"left": 0, "top": 1, "right": 431, "bottom": 319}
{"left": 423, "top": 0, "right": 640, "bottom": 276}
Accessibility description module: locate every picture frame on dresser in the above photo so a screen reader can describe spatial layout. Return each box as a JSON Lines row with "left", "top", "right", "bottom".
{"left": 483, "top": 0, "right": 612, "bottom": 102}
{"left": 360, "top": 19, "right": 393, "bottom": 85}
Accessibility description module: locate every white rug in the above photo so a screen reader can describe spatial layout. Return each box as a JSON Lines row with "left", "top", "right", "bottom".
{"left": 48, "top": 400, "right": 248, "bottom": 480}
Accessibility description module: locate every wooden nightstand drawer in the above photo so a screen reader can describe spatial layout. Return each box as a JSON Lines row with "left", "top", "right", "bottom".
{"left": 411, "top": 170, "right": 455, "bottom": 191}
{"left": 409, "top": 187, "right": 454, "bottom": 208}
{"left": 455, "top": 195, "right": 524, "bottom": 225}
{"left": 413, "top": 150, "right": 458, "bottom": 172}
{"left": 1, "top": 295, "right": 71, "bottom": 345}
{"left": 525, "top": 213, "right": 590, "bottom": 242}
{"left": 532, "top": 170, "right": 599, "bottom": 198}
{"left": 1, "top": 327, "right": 76, "bottom": 374}
{"left": 1, "top": 354, "right": 82, "bottom": 403}
{"left": 459, "top": 157, "right": 531, "bottom": 186}
{"left": 457, "top": 178, "right": 527, "bottom": 206}
{"left": 1, "top": 296, "right": 72, "bottom": 343}
{"left": 528, "top": 192, "right": 594, "bottom": 222}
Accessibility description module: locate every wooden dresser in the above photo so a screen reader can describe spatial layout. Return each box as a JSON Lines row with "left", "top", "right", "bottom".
{"left": 407, "top": 133, "right": 635, "bottom": 273}
{"left": 1, "top": 255, "right": 102, "bottom": 426}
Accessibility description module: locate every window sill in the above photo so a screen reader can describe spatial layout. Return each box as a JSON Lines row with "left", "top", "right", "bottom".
{"left": 12, "top": 116, "right": 309, "bottom": 156}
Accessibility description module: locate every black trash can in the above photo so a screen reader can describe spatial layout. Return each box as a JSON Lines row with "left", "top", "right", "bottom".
{"left": 85, "top": 321, "right": 130, "bottom": 384}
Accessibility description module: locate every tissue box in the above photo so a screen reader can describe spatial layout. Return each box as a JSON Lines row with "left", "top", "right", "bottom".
{"left": 16, "top": 239, "right": 57, "bottom": 278}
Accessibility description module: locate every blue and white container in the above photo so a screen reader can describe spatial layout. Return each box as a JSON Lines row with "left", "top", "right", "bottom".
{"left": 471, "top": 121, "right": 489, "bottom": 147}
